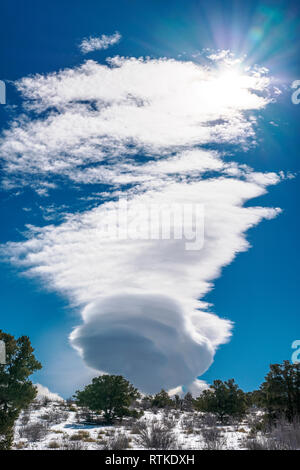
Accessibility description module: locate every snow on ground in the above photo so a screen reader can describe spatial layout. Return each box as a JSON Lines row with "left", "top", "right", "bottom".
{"left": 13, "top": 399, "right": 255, "bottom": 450}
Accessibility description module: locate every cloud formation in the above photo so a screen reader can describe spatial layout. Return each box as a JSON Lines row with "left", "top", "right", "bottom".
{"left": 0, "top": 56, "right": 272, "bottom": 190}
{"left": 35, "top": 383, "right": 64, "bottom": 402}
{"left": 0, "top": 52, "right": 283, "bottom": 394}
{"left": 71, "top": 294, "right": 216, "bottom": 394}
{"left": 79, "top": 32, "right": 121, "bottom": 53}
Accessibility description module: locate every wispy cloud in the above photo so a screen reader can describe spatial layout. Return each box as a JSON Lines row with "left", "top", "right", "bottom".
{"left": 0, "top": 56, "right": 273, "bottom": 191}
{"left": 79, "top": 32, "right": 121, "bottom": 54}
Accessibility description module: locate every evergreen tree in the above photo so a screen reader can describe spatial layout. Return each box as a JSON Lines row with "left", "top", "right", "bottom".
{"left": 0, "top": 330, "right": 42, "bottom": 450}
{"left": 244, "top": 389, "right": 264, "bottom": 408}
{"left": 151, "top": 389, "right": 174, "bottom": 409}
{"left": 140, "top": 395, "right": 153, "bottom": 410}
{"left": 174, "top": 394, "right": 183, "bottom": 410}
{"left": 194, "top": 379, "right": 247, "bottom": 422}
{"left": 182, "top": 392, "right": 194, "bottom": 411}
{"left": 259, "top": 360, "right": 300, "bottom": 421}
{"left": 74, "top": 375, "right": 140, "bottom": 423}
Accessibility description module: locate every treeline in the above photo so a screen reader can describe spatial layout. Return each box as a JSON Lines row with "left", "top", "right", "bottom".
{"left": 0, "top": 329, "right": 299, "bottom": 450}
{"left": 73, "top": 360, "right": 300, "bottom": 425}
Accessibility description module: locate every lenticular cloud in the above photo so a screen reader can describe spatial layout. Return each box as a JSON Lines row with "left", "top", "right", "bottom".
{"left": 71, "top": 294, "right": 215, "bottom": 394}
{"left": 0, "top": 51, "right": 283, "bottom": 394}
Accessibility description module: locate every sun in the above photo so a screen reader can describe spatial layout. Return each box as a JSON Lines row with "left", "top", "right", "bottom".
{"left": 215, "top": 66, "right": 249, "bottom": 93}
{"left": 206, "top": 60, "right": 270, "bottom": 111}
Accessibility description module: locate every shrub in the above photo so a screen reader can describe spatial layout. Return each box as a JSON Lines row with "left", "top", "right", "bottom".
{"left": 70, "top": 430, "right": 91, "bottom": 441}
{"left": 19, "top": 422, "right": 49, "bottom": 441}
{"left": 19, "top": 410, "right": 31, "bottom": 426}
{"left": 40, "top": 409, "right": 69, "bottom": 424}
{"left": 48, "top": 440, "right": 60, "bottom": 449}
{"left": 245, "top": 416, "right": 300, "bottom": 450}
{"left": 102, "top": 434, "right": 131, "bottom": 450}
{"left": 62, "top": 440, "right": 87, "bottom": 450}
{"left": 244, "top": 437, "right": 271, "bottom": 450}
{"left": 161, "top": 413, "right": 176, "bottom": 431}
{"left": 14, "top": 441, "right": 26, "bottom": 450}
{"left": 198, "top": 413, "right": 218, "bottom": 428}
{"left": 248, "top": 413, "right": 270, "bottom": 436}
{"left": 269, "top": 416, "right": 300, "bottom": 450}
{"left": 68, "top": 406, "right": 77, "bottom": 412}
{"left": 201, "top": 427, "right": 225, "bottom": 450}
{"left": 75, "top": 407, "right": 95, "bottom": 423}
{"left": 136, "top": 421, "right": 179, "bottom": 450}
{"left": 181, "top": 415, "right": 194, "bottom": 434}
{"left": 41, "top": 397, "right": 52, "bottom": 407}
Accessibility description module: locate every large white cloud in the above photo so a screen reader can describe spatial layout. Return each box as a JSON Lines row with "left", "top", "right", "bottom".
{"left": 0, "top": 56, "right": 271, "bottom": 189}
{"left": 70, "top": 294, "right": 215, "bottom": 394}
{"left": 0, "top": 52, "right": 283, "bottom": 394}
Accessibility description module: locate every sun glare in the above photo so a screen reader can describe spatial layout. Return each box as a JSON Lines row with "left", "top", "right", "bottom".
{"left": 216, "top": 67, "right": 247, "bottom": 93}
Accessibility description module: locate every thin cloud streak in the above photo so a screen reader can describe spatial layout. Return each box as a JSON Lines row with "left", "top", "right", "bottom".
{"left": 79, "top": 32, "right": 121, "bottom": 54}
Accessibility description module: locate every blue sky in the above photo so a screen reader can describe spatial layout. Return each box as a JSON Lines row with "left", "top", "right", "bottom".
{"left": 0, "top": 0, "right": 299, "bottom": 397}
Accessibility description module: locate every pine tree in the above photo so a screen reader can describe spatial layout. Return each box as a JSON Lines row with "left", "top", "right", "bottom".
{"left": 0, "top": 330, "right": 42, "bottom": 450}
{"left": 194, "top": 379, "right": 247, "bottom": 422}
{"left": 74, "top": 375, "right": 140, "bottom": 423}
{"left": 174, "top": 394, "right": 183, "bottom": 410}
{"left": 182, "top": 392, "right": 194, "bottom": 411}
{"left": 259, "top": 360, "right": 300, "bottom": 421}
{"left": 151, "top": 389, "right": 174, "bottom": 409}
